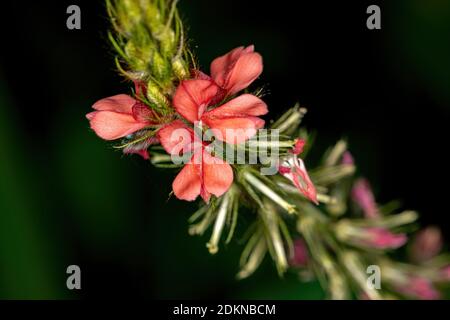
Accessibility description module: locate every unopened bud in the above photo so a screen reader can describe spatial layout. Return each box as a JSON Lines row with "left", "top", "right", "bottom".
{"left": 146, "top": 81, "right": 169, "bottom": 109}
{"left": 289, "top": 238, "right": 309, "bottom": 267}
{"left": 410, "top": 226, "right": 443, "bottom": 263}
{"left": 172, "top": 57, "right": 189, "bottom": 79}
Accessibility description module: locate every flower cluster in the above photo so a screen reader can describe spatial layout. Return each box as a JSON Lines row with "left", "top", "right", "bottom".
{"left": 87, "top": 0, "right": 449, "bottom": 299}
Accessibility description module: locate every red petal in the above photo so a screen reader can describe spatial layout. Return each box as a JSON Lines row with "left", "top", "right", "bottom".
{"left": 211, "top": 46, "right": 247, "bottom": 87}
{"left": 157, "top": 120, "right": 194, "bottom": 155}
{"left": 86, "top": 111, "right": 97, "bottom": 120}
{"left": 211, "top": 45, "right": 263, "bottom": 95}
{"left": 172, "top": 157, "right": 202, "bottom": 201}
{"left": 226, "top": 51, "right": 263, "bottom": 95}
{"left": 92, "top": 94, "right": 136, "bottom": 113}
{"left": 203, "top": 94, "right": 268, "bottom": 118}
{"left": 89, "top": 111, "right": 148, "bottom": 140}
{"left": 202, "top": 150, "right": 233, "bottom": 198}
{"left": 172, "top": 80, "right": 220, "bottom": 123}
{"left": 202, "top": 116, "right": 264, "bottom": 144}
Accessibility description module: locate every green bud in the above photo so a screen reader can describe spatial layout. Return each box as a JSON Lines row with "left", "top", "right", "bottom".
{"left": 125, "top": 41, "right": 147, "bottom": 70}
{"left": 150, "top": 51, "right": 170, "bottom": 81}
{"left": 143, "top": 2, "right": 164, "bottom": 32}
{"left": 159, "top": 29, "right": 176, "bottom": 56}
{"left": 146, "top": 81, "right": 169, "bottom": 109}
{"left": 117, "top": 0, "right": 142, "bottom": 33}
{"left": 172, "top": 57, "right": 189, "bottom": 79}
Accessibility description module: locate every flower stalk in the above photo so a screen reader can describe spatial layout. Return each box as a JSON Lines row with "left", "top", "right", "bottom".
{"left": 87, "top": 0, "right": 450, "bottom": 300}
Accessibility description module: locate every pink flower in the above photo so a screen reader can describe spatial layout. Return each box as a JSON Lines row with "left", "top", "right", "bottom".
{"left": 172, "top": 79, "right": 268, "bottom": 144}
{"left": 289, "top": 238, "right": 309, "bottom": 267}
{"left": 156, "top": 47, "right": 267, "bottom": 202}
{"left": 352, "top": 178, "right": 379, "bottom": 218}
{"left": 364, "top": 227, "right": 407, "bottom": 249}
{"left": 279, "top": 139, "right": 318, "bottom": 204}
{"left": 86, "top": 94, "right": 154, "bottom": 140}
{"left": 341, "top": 151, "right": 354, "bottom": 166}
{"left": 158, "top": 120, "right": 233, "bottom": 202}
{"left": 395, "top": 276, "right": 440, "bottom": 300}
{"left": 210, "top": 45, "right": 263, "bottom": 96}
{"left": 410, "top": 226, "right": 443, "bottom": 263}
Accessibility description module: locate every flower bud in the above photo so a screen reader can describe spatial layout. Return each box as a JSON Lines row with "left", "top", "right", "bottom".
{"left": 335, "top": 221, "right": 407, "bottom": 250}
{"left": 364, "top": 228, "right": 407, "bottom": 249}
{"left": 172, "top": 57, "right": 189, "bottom": 79}
{"left": 289, "top": 238, "right": 309, "bottom": 267}
{"left": 341, "top": 151, "right": 354, "bottom": 166}
{"left": 395, "top": 276, "right": 440, "bottom": 300}
{"left": 352, "top": 178, "right": 379, "bottom": 218}
{"left": 146, "top": 81, "right": 170, "bottom": 110}
{"left": 410, "top": 226, "right": 443, "bottom": 263}
{"left": 151, "top": 51, "right": 170, "bottom": 81}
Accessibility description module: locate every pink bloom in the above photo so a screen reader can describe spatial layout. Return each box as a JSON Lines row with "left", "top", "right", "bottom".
{"left": 410, "top": 226, "right": 443, "bottom": 263}
{"left": 289, "top": 238, "right": 309, "bottom": 267}
{"left": 279, "top": 139, "right": 318, "bottom": 204}
{"left": 86, "top": 94, "right": 154, "bottom": 140}
{"left": 210, "top": 45, "right": 263, "bottom": 96}
{"left": 158, "top": 120, "right": 233, "bottom": 202}
{"left": 364, "top": 227, "right": 407, "bottom": 249}
{"left": 352, "top": 178, "right": 379, "bottom": 218}
{"left": 173, "top": 79, "right": 268, "bottom": 144}
{"left": 395, "top": 276, "right": 440, "bottom": 300}
{"left": 341, "top": 151, "right": 354, "bottom": 165}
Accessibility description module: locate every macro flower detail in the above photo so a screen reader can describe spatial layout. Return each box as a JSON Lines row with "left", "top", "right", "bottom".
{"left": 173, "top": 79, "right": 268, "bottom": 144}
{"left": 84, "top": 0, "right": 450, "bottom": 301}
{"left": 86, "top": 94, "right": 154, "bottom": 140}
{"left": 210, "top": 45, "right": 263, "bottom": 96}
{"left": 278, "top": 139, "right": 318, "bottom": 204}
{"left": 158, "top": 120, "right": 233, "bottom": 202}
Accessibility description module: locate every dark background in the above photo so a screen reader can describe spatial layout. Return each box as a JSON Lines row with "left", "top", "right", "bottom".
{"left": 0, "top": 0, "right": 449, "bottom": 299}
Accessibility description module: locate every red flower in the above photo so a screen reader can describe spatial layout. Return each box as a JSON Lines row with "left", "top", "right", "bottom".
{"left": 86, "top": 94, "right": 154, "bottom": 140}
{"left": 193, "top": 45, "right": 263, "bottom": 102}
{"left": 173, "top": 79, "right": 268, "bottom": 144}
{"left": 158, "top": 120, "right": 233, "bottom": 202}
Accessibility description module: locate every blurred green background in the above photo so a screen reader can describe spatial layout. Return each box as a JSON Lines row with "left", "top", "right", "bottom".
{"left": 0, "top": 0, "right": 449, "bottom": 299}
